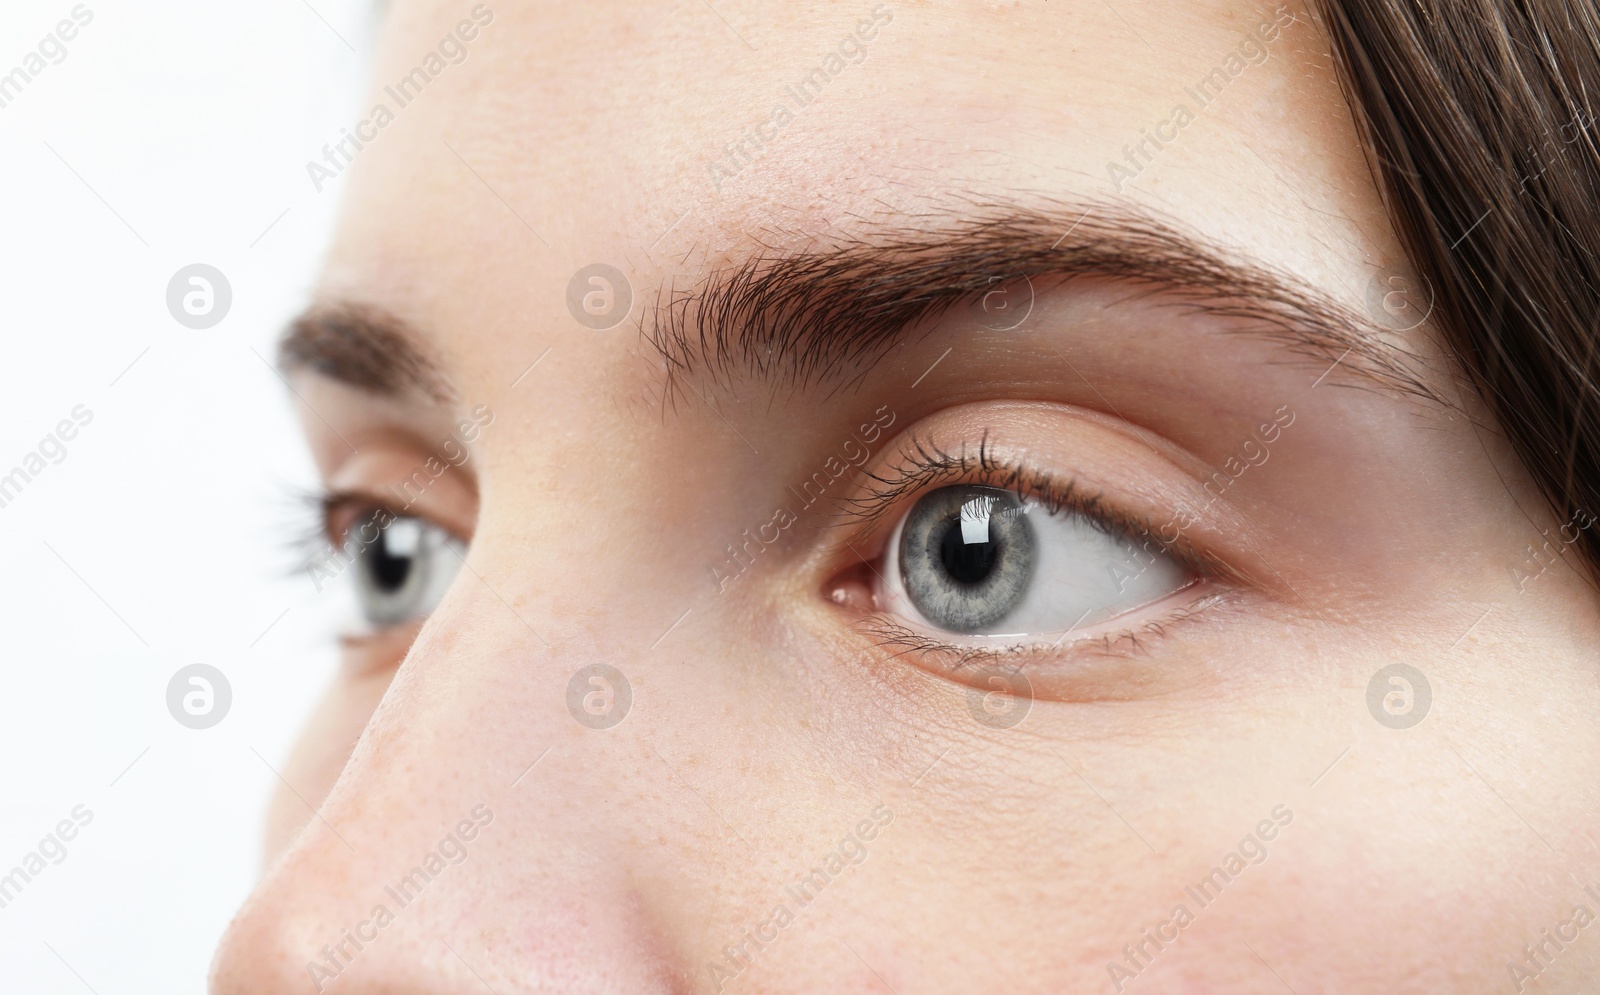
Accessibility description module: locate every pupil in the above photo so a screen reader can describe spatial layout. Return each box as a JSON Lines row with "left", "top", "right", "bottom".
{"left": 939, "top": 517, "right": 998, "bottom": 585}
{"left": 369, "top": 532, "right": 412, "bottom": 591}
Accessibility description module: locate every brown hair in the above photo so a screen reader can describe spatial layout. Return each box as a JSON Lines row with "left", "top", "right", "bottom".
{"left": 1319, "top": 0, "right": 1600, "bottom": 581}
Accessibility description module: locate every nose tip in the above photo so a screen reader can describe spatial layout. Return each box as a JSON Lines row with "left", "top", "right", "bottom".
{"left": 211, "top": 797, "right": 513, "bottom": 995}
{"left": 210, "top": 829, "right": 695, "bottom": 995}
{"left": 210, "top": 822, "right": 416, "bottom": 995}
{"left": 209, "top": 729, "right": 696, "bottom": 995}
{"left": 208, "top": 834, "right": 504, "bottom": 995}
{"left": 208, "top": 857, "right": 326, "bottom": 995}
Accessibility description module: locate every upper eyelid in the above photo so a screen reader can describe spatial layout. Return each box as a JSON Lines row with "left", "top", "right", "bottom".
{"left": 319, "top": 490, "right": 397, "bottom": 544}
{"left": 316, "top": 490, "right": 470, "bottom": 550}
{"left": 316, "top": 434, "right": 483, "bottom": 544}
{"left": 830, "top": 432, "right": 1224, "bottom": 581}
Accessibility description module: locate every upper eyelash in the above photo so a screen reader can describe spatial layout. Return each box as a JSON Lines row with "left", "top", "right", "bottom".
{"left": 283, "top": 488, "right": 404, "bottom": 578}
{"left": 834, "top": 431, "right": 1218, "bottom": 578}
{"left": 280, "top": 488, "right": 340, "bottom": 580}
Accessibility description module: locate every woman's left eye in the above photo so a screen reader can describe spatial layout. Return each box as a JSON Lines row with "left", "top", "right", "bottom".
{"left": 345, "top": 510, "right": 466, "bottom": 628}
{"left": 877, "top": 484, "right": 1194, "bottom": 639}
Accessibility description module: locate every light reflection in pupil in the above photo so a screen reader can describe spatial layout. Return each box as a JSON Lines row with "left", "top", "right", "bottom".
{"left": 940, "top": 517, "right": 998, "bottom": 585}
{"left": 899, "top": 485, "right": 1037, "bottom": 633}
{"left": 365, "top": 524, "right": 413, "bottom": 591}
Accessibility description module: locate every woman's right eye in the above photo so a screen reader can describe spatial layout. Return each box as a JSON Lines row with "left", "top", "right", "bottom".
{"left": 343, "top": 509, "right": 466, "bottom": 628}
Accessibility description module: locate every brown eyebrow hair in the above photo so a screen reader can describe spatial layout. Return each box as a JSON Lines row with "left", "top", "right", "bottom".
{"left": 279, "top": 302, "right": 455, "bottom": 403}
{"left": 645, "top": 200, "right": 1446, "bottom": 405}
{"left": 281, "top": 202, "right": 1443, "bottom": 412}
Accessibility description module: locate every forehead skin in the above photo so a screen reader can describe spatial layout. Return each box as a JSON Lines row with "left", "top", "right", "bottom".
{"left": 213, "top": 2, "right": 1600, "bottom": 995}
{"left": 325, "top": 0, "right": 1397, "bottom": 362}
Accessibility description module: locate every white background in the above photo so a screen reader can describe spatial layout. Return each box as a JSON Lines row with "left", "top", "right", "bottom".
{"left": 0, "top": 1, "right": 378, "bottom": 989}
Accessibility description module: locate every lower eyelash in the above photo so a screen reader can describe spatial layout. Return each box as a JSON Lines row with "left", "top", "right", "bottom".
{"left": 854, "top": 590, "right": 1225, "bottom": 671}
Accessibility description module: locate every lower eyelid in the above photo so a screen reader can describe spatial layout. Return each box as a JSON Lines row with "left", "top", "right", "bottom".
{"left": 850, "top": 585, "right": 1243, "bottom": 703}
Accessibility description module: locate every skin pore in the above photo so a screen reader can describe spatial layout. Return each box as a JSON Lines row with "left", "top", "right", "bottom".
{"left": 212, "top": 1, "right": 1600, "bottom": 993}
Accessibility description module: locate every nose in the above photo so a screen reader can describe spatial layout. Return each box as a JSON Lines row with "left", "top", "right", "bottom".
{"left": 209, "top": 600, "right": 690, "bottom": 995}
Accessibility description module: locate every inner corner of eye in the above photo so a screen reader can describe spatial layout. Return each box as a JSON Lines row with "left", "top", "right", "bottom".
{"left": 823, "top": 558, "right": 879, "bottom": 612}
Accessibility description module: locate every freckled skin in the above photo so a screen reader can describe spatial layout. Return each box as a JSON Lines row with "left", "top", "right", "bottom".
{"left": 211, "top": 2, "right": 1600, "bottom": 993}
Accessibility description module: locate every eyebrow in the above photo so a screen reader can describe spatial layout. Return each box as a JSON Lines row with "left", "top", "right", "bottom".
{"left": 279, "top": 302, "right": 455, "bottom": 403}
{"left": 280, "top": 201, "right": 1442, "bottom": 408}
{"left": 646, "top": 200, "right": 1443, "bottom": 405}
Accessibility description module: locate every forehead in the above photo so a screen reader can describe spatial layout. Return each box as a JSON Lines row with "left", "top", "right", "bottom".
{"left": 316, "top": 0, "right": 1394, "bottom": 389}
